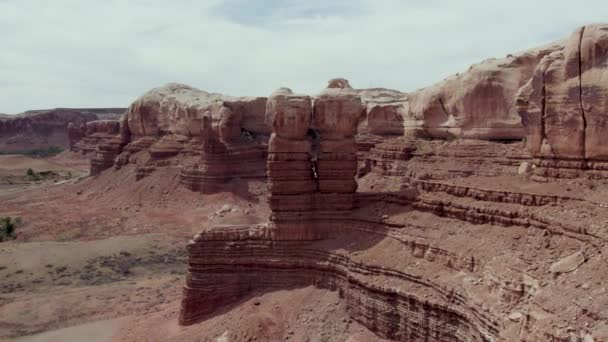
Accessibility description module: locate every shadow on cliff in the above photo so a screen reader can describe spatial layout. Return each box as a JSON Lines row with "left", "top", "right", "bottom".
{"left": 182, "top": 187, "right": 424, "bottom": 329}
{"left": 326, "top": 187, "right": 421, "bottom": 253}
{"left": 210, "top": 177, "right": 266, "bottom": 203}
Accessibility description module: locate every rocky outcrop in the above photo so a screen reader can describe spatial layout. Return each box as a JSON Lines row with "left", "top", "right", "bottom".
{"left": 517, "top": 24, "right": 608, "bottom": 165}
{"left": 126, "top": 83, "right": 269, "bottom": 138}
{"left": 90, "top": 117, "right": 130, "bottom": 175}
{"left": 0, "top": 109, "right": 100, "bottom": 152}
{"left": 266, "top": 87, "right": 317, "bottom": 237}
{"left": 179, "top": 80, "right": 503, "bottom": 341}
{"left": 88, "top": 83, "right": 270, "bottom": 187}
{"left": 350, "top": 40, "right": 566, "bottom": 143}
{"left": 180, "top": 230, "right": 499, "bottom": 341}
{"left": 71, "top": 120, "right": 121, "bottom": 154}
{"left": 314, "top": 80, "right": 361, "bottom": 199}
{"left": 405, "top": 43, "right": 562, "bottom": 140}
{"left": 69, "top": 24, "right": 607, "bottom": 342}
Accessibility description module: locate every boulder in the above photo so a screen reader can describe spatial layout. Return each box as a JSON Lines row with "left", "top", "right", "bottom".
{"left": 518, "top": 161, "right": 534, "bottom": 175}
{"left": 550, "top": 251, "right": 586, "bottom": 275}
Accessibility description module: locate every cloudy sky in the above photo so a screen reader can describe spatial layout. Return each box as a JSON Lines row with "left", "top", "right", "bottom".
{"left": 1, "top": 0, "right": 607, "bottom": 114}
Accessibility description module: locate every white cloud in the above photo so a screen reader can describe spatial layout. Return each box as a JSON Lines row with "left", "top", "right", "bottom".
{"left": 1, "top": 0, "right": 607, "bottom": 113}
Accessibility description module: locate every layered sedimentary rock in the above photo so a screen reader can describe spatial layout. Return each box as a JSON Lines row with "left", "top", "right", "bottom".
{"left": 64, "top": 23, "right": 608, "bottom": 341}
{"left": 314, "top": 80, "right": 361, "bottom": 209}
{"left": 67, "top": 122, "right": 86, "bottom": 151}
{"left": 265, "top": 88, "right": 317, "bottom": 237}
{"left": 0, "top": 108, "right": 99, "bottom": 152}
{"left": 86, "top": 83, "right": 270, "bottom": 186}
{"left": 179, "top": 114, "right": 267, "bottom": 192}
{"left": 70, "top": 119, "right": 121, "bottom": 154}
{"left": 357, "top": 88, "right": 408, "bottom": 136}
{"left": 180, "top": 228, "right": 499, "bottom": 341}
{"left": 90, "top": 117, "right": 130, "bottom": 175}
{"left": 180, "top": 80, "right": 506, "bottom": 341}
{"left": 181, "top": 80, "right": 364, "bottom": 323}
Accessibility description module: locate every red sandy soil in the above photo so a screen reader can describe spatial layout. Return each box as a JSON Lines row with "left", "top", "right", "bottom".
{"left": 115, "top": 286, "right": 390, "bottom": 342}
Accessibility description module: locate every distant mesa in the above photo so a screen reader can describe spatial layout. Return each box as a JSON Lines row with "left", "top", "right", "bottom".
{"left": 0, "top": 108, "right": 125, "bottom": 154}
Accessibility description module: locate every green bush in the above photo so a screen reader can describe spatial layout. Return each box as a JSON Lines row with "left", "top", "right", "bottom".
{"left": 0, "top": 217, "right": 16, "bottom": 242}
{"left": 26, "top": 168, "right": 35, "bottom": 176}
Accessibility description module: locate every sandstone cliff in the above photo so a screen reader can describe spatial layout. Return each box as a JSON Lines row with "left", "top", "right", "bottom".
{"left": 88, "top": 83, "right": 271, "bottom": 189}
{"left": 517, "top": 24, "right": 608, "bottom": 160}
{"left": 0, "top": 108, "right": 125, "bottom": 153}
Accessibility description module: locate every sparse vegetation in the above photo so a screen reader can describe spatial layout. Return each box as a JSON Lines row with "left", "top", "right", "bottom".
{"left": 0, "top": 217, "right": 17, "bottom": 241}
{"left": 0, "top": 146, "right": 63, "bottom": 157}
{"left": 26, "top": 168, "right": 41, "bottom": 181}
{"left": 25, "top": 169, "right": 60, "bottom": 182}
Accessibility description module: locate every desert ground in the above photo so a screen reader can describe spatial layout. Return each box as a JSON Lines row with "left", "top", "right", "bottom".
{"left": 0, "top": 153, "right": 389, "bottom": 341}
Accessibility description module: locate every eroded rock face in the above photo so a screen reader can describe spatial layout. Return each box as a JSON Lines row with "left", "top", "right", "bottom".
{"left": 358, "top": 88, "right": 409, "bottom": 136}
{"left": 67, "top": 123, "right": 86, "bottom": 151}
{"left": 181, "top": 80, "right": 369, "bottom": 326}
{"left": 265, "top": 88, "right": 312, "bottom": 140}
{"left": 86, "top": 120, "right": 120, "bottom": 136}
{"left": 73, "top": 25, "right": 608, "bottom": 342}
{"left": 517, "top": 24, "right": 608, "bottom": 161}
{"left": 313, "top": 83, "right": 363, "bottom": 140}
{"left": 581, "top": 25, "right": 608, "bottom": 160}
{"left": 408, "top": 43, "right": 561, "bottom": 140}
{"left": 72, "top": 119, "right": 122, "bottom": 155}
{"left": 127, "top": 83, "right": 269, "bottom": 139}
{"left": 90, "top": 83, "right": 271, "bottom": 187}
{"left": 0, "top": 109, "right": 99, "bottom": 152}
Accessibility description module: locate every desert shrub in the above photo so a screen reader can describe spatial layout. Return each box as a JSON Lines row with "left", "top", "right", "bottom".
{"left": 26, "top": 168, "right": 41, "bottom": 181}
{"left": 0, "top": 217, "right": 16, "bottom": 241}
{"left": 0, "top": 146, "right": 63, "bottom": 157}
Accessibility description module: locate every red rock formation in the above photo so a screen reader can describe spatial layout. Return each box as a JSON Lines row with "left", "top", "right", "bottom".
{"left": 72, "top": 120, "right": 121, "bottom": 155}
{"left": 55, "top": 24, "right": 607, "bottom": 342}
{"left": 0, "top": 109, "right": 99, "bottom": 152}
{"left": 126, "top": 83, "right": 269, "bottom": 139}
{"left": 357, "top": 88, "right": 408, "bottom": 136}
{"left": 89, "top": 83, "right": 270, "bottom": 188}
{"left": 265, "top": 88, "right": 317, "bottom": 237}
{"left": 407, "top": 42, "right": 561, "bottom": 140}
{"left": 313, "top": 80, "right": 361, "bottom": 209}
{"left": 67, "top": 122, "right": 86, "bottom": 151}
{"left": 90, "top": 118, "right": 130, "bottom": 176}
{"left": 581, "top": 25, "right": 608, "bottom": 160}
{"left": 517, "top": 24, "right": 608, "bottom": 177}
{"left": 179, "top": 228, "right": 499, "bottom": 341}
{"left": 179, "top": 80, "right": 507, "bottom": 341}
